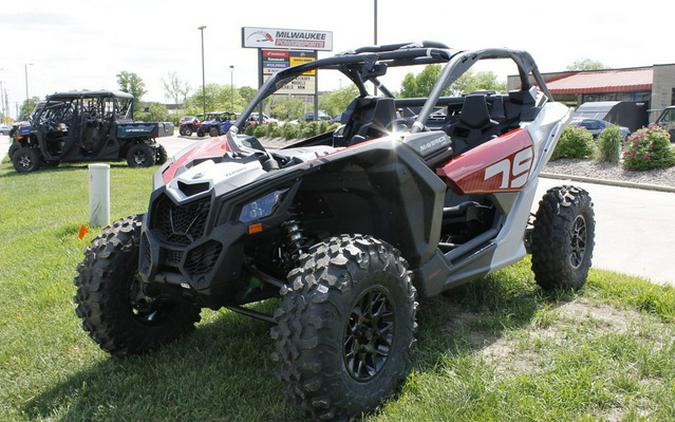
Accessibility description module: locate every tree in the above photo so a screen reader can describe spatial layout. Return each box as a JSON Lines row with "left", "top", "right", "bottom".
{"left": 116, "top": 71, "right": 147, "bottom": 111}
{"left": 238, "top": 86, "right": 257, "bottom": 105}
{"left": 567, "top": 58, "right": 604, "bottom": 71}
{"left": 269, "top": 96, "right": 304, "bottom": 120}
{"left": 19, "top": 96, "right": 41, "bottom": 120}
{"left": 161, "top": 72, "right": 190, "bottom": 106}
{"left": 135, "top": 102, "right": 169, "bottom": 122}
{"left": 319, "top": 86, "right": 359, "bottom": 117}
{"left": 399, "top": 64, "right": 505, "bottom": 98}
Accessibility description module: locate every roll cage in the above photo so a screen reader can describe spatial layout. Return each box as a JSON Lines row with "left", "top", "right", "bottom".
{"left": 234, "top": 41, "right": 553, "bottom": 132}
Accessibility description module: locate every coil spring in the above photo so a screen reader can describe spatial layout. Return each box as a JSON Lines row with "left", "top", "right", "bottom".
{"left": 282, "top": 219, "right": 306, "bottom": 263}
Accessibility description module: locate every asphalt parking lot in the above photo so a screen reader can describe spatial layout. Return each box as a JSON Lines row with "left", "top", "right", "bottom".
{"left": 2, "top": 134, "right": 673, "bottom": 285}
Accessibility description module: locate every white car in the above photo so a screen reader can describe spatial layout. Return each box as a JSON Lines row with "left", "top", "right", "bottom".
{"left": 0, "top": 124, "right": 11, "bottom": 136}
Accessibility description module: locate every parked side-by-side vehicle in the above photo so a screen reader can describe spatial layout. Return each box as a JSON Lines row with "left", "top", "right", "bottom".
{"left": 9, "top": 90, "right": 172, "bottom": 173}
{"left": 75, "top": 42, "right": 595, "bottom": 420}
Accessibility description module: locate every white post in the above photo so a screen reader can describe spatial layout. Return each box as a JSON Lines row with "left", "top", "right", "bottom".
{"left": 89, "top": 163, "right": 110, "bottom": 227}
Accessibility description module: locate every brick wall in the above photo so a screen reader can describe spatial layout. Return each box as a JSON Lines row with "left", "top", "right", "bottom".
{"left": 650, "top": 64, "right": 675, "bottom": 122}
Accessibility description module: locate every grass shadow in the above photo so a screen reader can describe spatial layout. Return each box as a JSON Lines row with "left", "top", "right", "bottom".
{"left": 24, "top": 271, "right": 570, "bottom": 420}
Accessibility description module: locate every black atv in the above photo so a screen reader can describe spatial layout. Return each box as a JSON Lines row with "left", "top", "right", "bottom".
{"left": 75, "top": 42, "right": 595, "bottom": 420}
{"left": 9, "top": 90, "right": 172, "bottom": 173}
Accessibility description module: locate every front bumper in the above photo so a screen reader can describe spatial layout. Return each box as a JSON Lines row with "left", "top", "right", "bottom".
{"left": 139, "top": 190, "right": 248, "bottom": 307}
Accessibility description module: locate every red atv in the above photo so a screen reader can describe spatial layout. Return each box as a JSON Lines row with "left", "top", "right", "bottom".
{"left": 178, "top": 115, "right": 200, "bottom": 136}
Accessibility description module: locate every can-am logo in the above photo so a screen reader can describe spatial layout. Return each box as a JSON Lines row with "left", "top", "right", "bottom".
{"left": 247, "top": 31, "right": 273, "bottom": 43}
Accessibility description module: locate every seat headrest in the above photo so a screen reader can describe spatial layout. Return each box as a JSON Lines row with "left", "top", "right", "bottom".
{"left": 460, "top": 94, "right": 491, "bottom": 129}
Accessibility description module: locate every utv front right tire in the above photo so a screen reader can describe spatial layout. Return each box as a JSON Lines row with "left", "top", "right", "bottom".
{"left": 271, "top": 235, "right": 417, "bottom": 421}
{"left": 531, "top": 185, "right": 595, "bottom": 290}
{"left": 126, "top": 144, "right": 156, "bottom": 167}
{"left": 74, "top": 215, "right": 200, "bottom": 357}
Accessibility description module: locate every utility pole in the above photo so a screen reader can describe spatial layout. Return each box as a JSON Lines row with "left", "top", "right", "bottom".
{"left": 198, "top": 26, "right": 207, "bottom": 117}
{"left": 229, "top": 65, "right": 234, "bottom": 111}
{"left": 25, "top": 63, "right": 33, "bottom": 101}
{"left": 373, "top": 0, "right": 378, "bottom": 96}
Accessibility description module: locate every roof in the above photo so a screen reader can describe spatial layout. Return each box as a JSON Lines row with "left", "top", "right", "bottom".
{"left": 547, "top": 68, "right": 653, "bottom": 94}
{"left": 47, "top": 90, "right": 134, "bottom": 100}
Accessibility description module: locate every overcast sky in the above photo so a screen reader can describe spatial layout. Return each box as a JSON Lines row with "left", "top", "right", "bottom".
{"left": 1, "top": 0, "right": 673, "bottom": 116}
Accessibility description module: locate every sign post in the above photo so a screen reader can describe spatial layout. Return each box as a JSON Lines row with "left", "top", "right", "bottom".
{"left": 242, "top": 27, "right": 333, "bottom": 122}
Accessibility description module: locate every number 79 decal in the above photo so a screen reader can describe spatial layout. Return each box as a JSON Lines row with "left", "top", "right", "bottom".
{"left": 484, "top": 146, "right": 533, "bottom": 189}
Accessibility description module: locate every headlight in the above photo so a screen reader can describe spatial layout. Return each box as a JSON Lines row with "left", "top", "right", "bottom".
{"left": 239, "top": 189, "right": 288, "bottom": 223}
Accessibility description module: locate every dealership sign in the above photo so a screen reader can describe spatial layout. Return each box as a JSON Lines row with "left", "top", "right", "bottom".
{"left": 242, "top": 27, "right": 333, "bottom": 51}
{"left": 262, "top": 49, "right": 316, "bottom": 95}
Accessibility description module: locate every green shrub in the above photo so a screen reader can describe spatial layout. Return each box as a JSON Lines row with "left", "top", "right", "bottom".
{"left": 270, "top": 125, "right": 284, "bottom": 138}
{"left": 282, "top": 124, "right": 300, "bottom": 140}
{"left": 326, "top": 122, "right": 340, "bottom": 133}
{"left": 253, "top": 124, "right": 267, "bottom": 138}
{"left": 264, "top": 123, "right": 278, "bottom": 137}
{"left": 551, "top": 126, "right": 596, "bottom": 160}
{"left": 623, "top": 125, "right": 675, "bottom": 171}
{"left": 301, "top": 122, "right": 318, "bottom": 138}
{"left": 244, "top": 124, "right": 255, "bottom": 136}
{"left": 597, "top": 125, "right": 623, "bottom": 164}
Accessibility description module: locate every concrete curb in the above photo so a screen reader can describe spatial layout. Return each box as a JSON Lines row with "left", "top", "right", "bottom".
{"left": 540, "top": 172, "right": 675, "bottom": 193}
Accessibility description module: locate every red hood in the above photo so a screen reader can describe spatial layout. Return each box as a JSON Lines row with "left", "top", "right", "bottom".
{"left": 162, "top": 137, "right": 232, "bottom": 184}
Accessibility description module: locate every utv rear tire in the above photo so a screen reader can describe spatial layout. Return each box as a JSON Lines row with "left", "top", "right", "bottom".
{"left": 74, "top": 215, "right": 200, "bottom": 357}
{"left": 184, "top": 127, "right": 193, "bottom": 137}
{"left": 209, "top": 127, "right": 219, "bottom": 137}
{"left": 155, "top": 145, "right": 168, "bottom": 165}
{"left": 271, "top": 235, "right": 417, "bottom": 421}
{"left": 126, "top": 144, "right": 155, "bottom": 167}
{"left": 12, "top": 147, "right": 41, "bottom": 173}
{"left": 8, "top": 142, "right": 19, "bottom": 160}
{"left": 531, "top": 185, "right": 595, "bottom": 290}
{"left": 179, "top": 127, "right": 187, "bottom": 136}
{"left": 197, "top": 129, "right": 205, "bottom": 138}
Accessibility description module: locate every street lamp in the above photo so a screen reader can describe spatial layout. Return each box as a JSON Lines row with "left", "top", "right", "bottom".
{"left": 229, "top": 65, "right": 234, "bottom": 111}
{"left": 25, "top": 63, "right": 34, "bottom": 101}
{"left": 197, "top": 26, "right": 207, "bottom": 117}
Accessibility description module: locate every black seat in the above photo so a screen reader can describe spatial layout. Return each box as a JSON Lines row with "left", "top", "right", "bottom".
{"left": 337, "top": 97, "right": 396, "bottom": 146}
{"left": 445, "top": 94, "right": 499, "bottom": 154}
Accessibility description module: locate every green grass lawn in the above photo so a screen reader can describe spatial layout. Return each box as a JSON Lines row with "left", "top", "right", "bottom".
{"left": 0, "top": 160, "right": 673, "bottom": 421}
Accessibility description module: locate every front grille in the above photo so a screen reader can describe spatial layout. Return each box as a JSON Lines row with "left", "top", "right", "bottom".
{"left": 164, "top": 249, "right": 183, "bottom": 266}
{"left": 185, "top": 241, "right": 223, "bottom": 275}
{"left": 152, "top": 194, "right": 211, "bottom": 246}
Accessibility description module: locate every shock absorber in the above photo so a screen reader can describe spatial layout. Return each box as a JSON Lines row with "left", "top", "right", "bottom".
{"left": 282, "top": 218, "right": 306, "bottom": 265}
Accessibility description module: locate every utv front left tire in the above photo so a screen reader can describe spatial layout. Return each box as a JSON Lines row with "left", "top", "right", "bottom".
{"left": 74, "top": 215, "right": 200, "bottom": 357}
{"left": 271, "top": 235, "right": 417, "bottom": 421}
{"left": 531, "top": 185, "right": 595, "bottom": 290}
{"left": 12, "top": 147, "right": 41, "bottom": 173}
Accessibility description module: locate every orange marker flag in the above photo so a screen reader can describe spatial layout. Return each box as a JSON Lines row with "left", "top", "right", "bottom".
{"left": 78, "top": 224, "right": 89, "bottom": 240}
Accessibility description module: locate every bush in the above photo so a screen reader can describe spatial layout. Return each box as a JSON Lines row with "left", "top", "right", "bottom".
{"left": 270, "top": 125, "right": 284, "bottom": 138}
{"left": 253, "top": 124, "right": 267, "bottom": 138}
{"left": 551, "top": 126, "right": 596, "bottom": 160}
{"left": 623, "top": 125, "right": 675, "bottom": 171}
{"left": 597, "top": 125, "right": 623, "bottom": 164}
{"left": 264, "top": 123, "right": 278, "bottom": 137}
{"left": 244, "top": 124, "right": 255, "bottom": 136}
{"left": 282, "top": 124, "right": 300, "bottom": 140}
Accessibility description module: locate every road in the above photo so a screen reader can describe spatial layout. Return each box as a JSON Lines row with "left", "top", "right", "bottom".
{"left": 2, "top": 134, "right": 674, "bottom": 285}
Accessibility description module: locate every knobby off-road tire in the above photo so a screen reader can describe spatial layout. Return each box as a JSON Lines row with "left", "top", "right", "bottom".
{"left": 531, "top": 185, "right": 595, "bottom": 290}
{"left": 74, "top": 215, "right": 200, "bottom": 357}
{"left": 126, "top": 144, "right": 156, "bottom": 167}
{"left": 155, "top": 144, "right": 168, "bottom": 165}
{"left": 271, "top": 235, "right": 417, "bottom": 421}
{"left": 209, "top": 127, "right": 219, "bottom": 137}
{"left": 12, "top": 146, "right": 41, "bottom": 173}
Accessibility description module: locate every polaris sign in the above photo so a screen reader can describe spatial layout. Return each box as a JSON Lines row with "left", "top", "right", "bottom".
{"left": 242, "top": 27, "right": 333, "bottom": 51}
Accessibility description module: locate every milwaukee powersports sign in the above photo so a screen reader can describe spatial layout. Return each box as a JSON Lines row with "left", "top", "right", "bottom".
{"left": 242, "top": 27, "right": 333, "bottom": 51}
